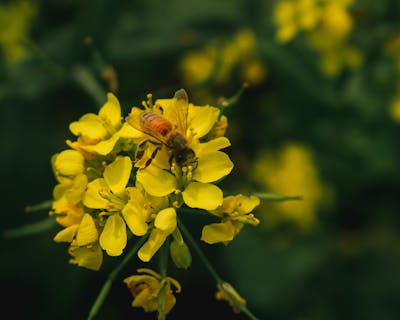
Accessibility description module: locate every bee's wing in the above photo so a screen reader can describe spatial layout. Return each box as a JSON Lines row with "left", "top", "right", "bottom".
{"left": 126, "top": 108, "right": 168, "bottom": 145}
{"left": 166, "top": 89, "right": 189, "bottom": 134}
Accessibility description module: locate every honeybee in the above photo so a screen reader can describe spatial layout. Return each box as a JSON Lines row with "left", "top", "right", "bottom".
{"left": 127, "top": 89, "right": 196, "bottom": 168}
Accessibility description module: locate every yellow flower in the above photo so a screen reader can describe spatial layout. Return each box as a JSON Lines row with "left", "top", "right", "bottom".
{"left": 67, "top": 93, "right": 142, "bottom": 158}
{"left": 321, "top": 2, "right": 353, "bottom": 41}
{"left": 179, "top": 29, "right": 266, "bottom": 86}
{"left": 51, "top": 149, "right": 85, "bottom": 183}
{"left": 124, "top": 268, "right": 181, "bottom": 315}
{"left": 123, "top": 184, "right": 176, "bottom": 262}
{"left": 54, "top": 213, "right": 103, "bottom": 271}
{"left": 83, "top": 156, "right": 133, "bottom": 256}
{"left": 68, "top": 243, "right": 103, "bottom": 271}
{"left": 274, "top": 0, "right": 298, "bottom": 42}
{"left": 137, "top": 207, "right": 177, "bottom": 262}
{"left": 201, "top": 194, "right": 260, "bottom": 244}
{"left": 179, "top": 46, "right": 217, "bottom": 84}
{"left": 130, "top": 91, "right": 234, "bottom": 211}
{"left": 215, "top": 282, "right": 246, "bottom": 314}
{"left": 274, "top": 0, "right": 320, "bottom": 43}
{"left": 273, "top": 0, "right": 361, "bottom": 76}
{"left": 252, "top": 143, "right": 331, "bottom": 230}
{"left": 51, "top": 173, "right": 88, "bottom": 227}
{"left": 389, "top": 97, "right": 400, "bottom": 122}
{"left": 0, "top": 0, "right": 35, "bottom": 62}
{"left": 136, "top": 137, "right": 233, "bottom": 211}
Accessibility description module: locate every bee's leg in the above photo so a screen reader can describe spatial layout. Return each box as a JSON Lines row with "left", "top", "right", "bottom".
{"left": 143, "top": 145, "right": 161, "bottom": 169}
{"left": 168, "top": 154, "right": 174, "bottom": 168}
{"left": 135, "top": 140, "right": 147, "bottom": 162}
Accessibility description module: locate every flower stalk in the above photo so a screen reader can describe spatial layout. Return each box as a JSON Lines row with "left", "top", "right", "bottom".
{"left": 87, "top": 235, "right": 148, "bottom": 320}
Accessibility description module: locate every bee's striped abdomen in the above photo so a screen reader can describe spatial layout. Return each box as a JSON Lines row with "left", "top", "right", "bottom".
{"left": 140, "top": 112, "right": 173, "bottom": 137}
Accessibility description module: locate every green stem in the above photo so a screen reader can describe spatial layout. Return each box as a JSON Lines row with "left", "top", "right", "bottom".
{"left": 25, "top": 199, "right": 53, "bottom": 213}
{"left": 87, "top": 236, "right": 147, "bottom": 320}
{"left": 157, "top": 240, "right": 170, "bottom": 320}
{"left": 254, "top": 192, "right": 303, "bottom": 202}
{"left": 71, "top": 64, "right": 106, "bottom": 107}
{"left": 177, "top": 218, "right": 223, "bottom": 284}
{"left": 177, "top": 218, "right": 259, "bottom": 320}
{"left": 2, "top": 217, "right": 57, "bottom": 239}
{"left": 159, "top": 239, "right": 169, "bottom": 277}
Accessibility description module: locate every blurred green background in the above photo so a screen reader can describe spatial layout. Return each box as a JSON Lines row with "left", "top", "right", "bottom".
{"left": 2, "top": 0, "right": 400, "bottom": 319}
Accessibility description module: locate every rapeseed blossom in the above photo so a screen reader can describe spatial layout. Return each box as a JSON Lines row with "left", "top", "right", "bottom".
{"left": 0, "top": 0, "right": 35, "bottom": 62}
{"left": 179, "top": 29, "right": 267, "bottom": 87}
{"left": 274, "top": 0, "right": 362, "bottom": 76}
{"left": 124, "top": 268, "right": 181, "bottom": 315}
{"left": 252, "top": 143, "right": 332, "bottom": 230}
{"left": 48, "top": 88, "right": 261, "bottom": 317}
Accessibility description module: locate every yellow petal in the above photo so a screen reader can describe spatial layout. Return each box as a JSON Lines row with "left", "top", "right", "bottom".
{"left": 92, "top": 134, "right": 120, "bottom": 155}
{"left": 193, "top": 137, "right": 231, "bottom": 156}
{"left": 117, "top": 122, "right": 144, "bottom": 139}
{"left": 83, "top": 179, "right": 110, "bottom": 209}
{"left": 136, "top": 165, "right": 177, "bottom": 197}
{"left": 154, "top": 208, "right": 176, "bottom": 232}
{"left": 236, "top": 195, "right": 260, "bottom": 214}
{"left": 69, "top": 243, "right": 103, "bottom": 271}
{"left": 188, "top": 104, "right": 220, "bottom": 138}
{"left": 122, "top": 200, "right": 148, "bottom": 236}
{"left": 104, "top": 156, "right": 132, "bottom": 195}
{"left": 65, "top": 174, "right": 88, "bottom": 204}
{"left": 99, "top": 92, "right": 121, "bottom": 128}
{"left": 182, "top": 182, "right": 223, "bottom": 210}
{"left": 53, "top": 225, "right": 79, "bottom": 242}
{"left": 201, "top": 221, "right": 235, "bottom": 244}
{"left": 99, "top": 215, "right": 127, "bottom": 256}
{"left": 69, "top": 114, "right": 107, "bottom": 141}
{"left": 192, "top": 151, "right": 234, "bottom": 183}
{"left": 138, "top": 229, "right": 168, "bottom": 262}
{"left": 76, "top": 213, "right": 98, "bottom": 246}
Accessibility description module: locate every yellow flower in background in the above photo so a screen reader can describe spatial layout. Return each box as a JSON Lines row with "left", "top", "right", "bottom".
{"left": 201, "top": 194, "right": 260, "bottom": 244}
{"left": 385, "top": 34, "right": 400, "bottom": 117}
{"left": 389, "top": 97, "right": 400, "bottom": 122}
{"left": 274, "top": 0, "right": 320, "bottom": 42}
{"left": 179, "top": 29, "right": 267, "bottom": 87}
{"left": 252, "top": 143, "right": 331, "bottom": 230}
{"left": 273, "top": 0, "right": 362, "bottom": 76}
{"left": 124, "top": 268, "right": 181, "bottom": 315}
{"left": 0, "top": 0, "right": 35, "bottom": 62}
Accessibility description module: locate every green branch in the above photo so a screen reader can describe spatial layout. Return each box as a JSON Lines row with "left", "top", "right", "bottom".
{"left": 2, "top": 217, "right": 57, "bottom": 239}
{"left": 177, "top": 218, "right": 259, "bottom": 320}
{"left": 87, "top": 235, "right": 148, "bottom": 320}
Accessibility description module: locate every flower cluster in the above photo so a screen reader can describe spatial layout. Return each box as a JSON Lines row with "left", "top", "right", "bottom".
{"left": 49, "top": 88, "right": 260, "bottom": 316}
{"left": 179, "top": 29, "right": 267, "bottom": 87}
{"left": 0, "top": 0, "right": 36, "bottom": 62}
{"left": 274, "top": 0, "right": 362, "bottom": 76}
{"left": 385, "top": 34, "right": 400, "bottom": 122}
{"left": 251, "top": 142, "right": 332, "bottom": 231}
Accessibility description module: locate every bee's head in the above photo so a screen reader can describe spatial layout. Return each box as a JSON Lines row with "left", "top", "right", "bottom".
{"left": 175, "top": 148, "right": 196, "bottom": 167}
